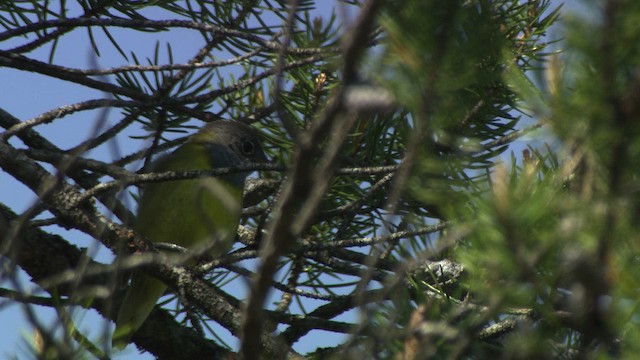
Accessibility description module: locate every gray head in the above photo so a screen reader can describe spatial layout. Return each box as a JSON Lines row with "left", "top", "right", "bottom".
{"left": 189, "top": 121, "right": 268, "bottom": 185}
{"left": 190, "top": 121, "right": 267, "bottom": 164}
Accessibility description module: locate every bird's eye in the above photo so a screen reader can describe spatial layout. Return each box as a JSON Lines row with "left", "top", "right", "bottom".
{"left": 240, "top": 139, "right": 255, "bottom": 156}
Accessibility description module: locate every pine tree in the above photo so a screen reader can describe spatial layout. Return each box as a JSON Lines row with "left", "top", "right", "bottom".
{"left": 1, "top": 1, "right": 638, "bottom": 359}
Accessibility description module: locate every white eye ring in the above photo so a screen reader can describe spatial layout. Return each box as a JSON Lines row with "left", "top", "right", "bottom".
{"left": 240, "top": 139, "right": 255, "bottom": 156}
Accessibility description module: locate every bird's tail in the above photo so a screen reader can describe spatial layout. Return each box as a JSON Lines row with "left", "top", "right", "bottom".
{"left": 112, "top": 273, "right": 167, "bottom": 349}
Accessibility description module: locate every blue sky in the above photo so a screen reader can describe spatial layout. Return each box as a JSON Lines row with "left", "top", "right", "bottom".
{"left": 0, "top": 1, "right": 586, "bottom": 358}
{"left": 0, "top": 2, "right": 354, "bottom": 359}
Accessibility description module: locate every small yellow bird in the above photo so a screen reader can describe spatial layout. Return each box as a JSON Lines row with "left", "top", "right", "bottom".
{"left": 113, "top": 120, "right": 267, "bottom": 349}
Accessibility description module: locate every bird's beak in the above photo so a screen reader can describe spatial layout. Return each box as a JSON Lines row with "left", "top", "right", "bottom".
{"left": 255, "top": 146, "right": 270, "bottom": 164}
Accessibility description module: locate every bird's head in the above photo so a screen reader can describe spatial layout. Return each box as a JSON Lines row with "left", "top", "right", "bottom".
{"left": 188, "top": 121, "right": 268, "bottom": 184}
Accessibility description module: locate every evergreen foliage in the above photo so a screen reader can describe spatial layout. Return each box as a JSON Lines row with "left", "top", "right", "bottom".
{"left": 1, "top": 0, "right": 639, "bottom": 359}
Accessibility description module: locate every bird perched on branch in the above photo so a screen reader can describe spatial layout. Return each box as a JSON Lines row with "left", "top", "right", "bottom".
{"left": 113, "top": 120, "right": 267, "bottom": 349}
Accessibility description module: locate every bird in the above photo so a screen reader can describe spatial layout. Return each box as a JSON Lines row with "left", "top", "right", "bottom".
{"left": 112, "top": 120, "right": 267, "bottom": 349}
